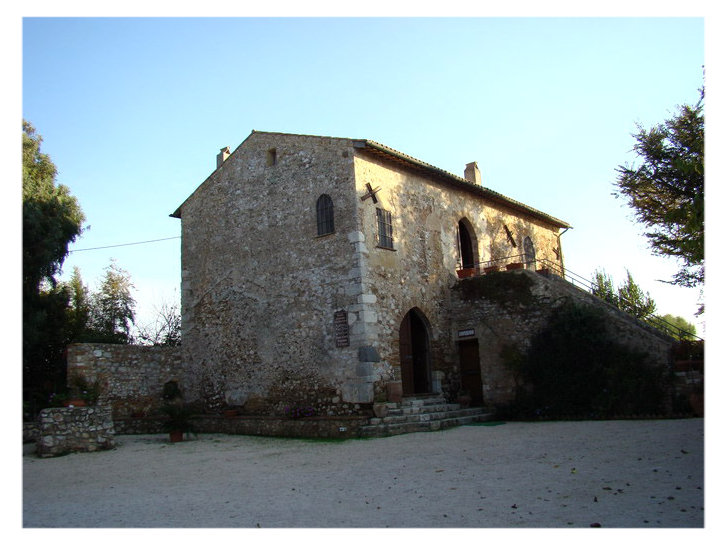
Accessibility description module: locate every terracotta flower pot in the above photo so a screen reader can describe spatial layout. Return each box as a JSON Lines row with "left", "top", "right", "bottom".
{"left": 169, "top": 430, "right": 184, "bottom": 443}
{"left": 506, "top": 262, "right": 524, "bottom": 270}
{"left": 456, "top": 268, "right": 475, "bottom": 278}
{"left": 66, "top": 399, "right": 86, "bottom": 408}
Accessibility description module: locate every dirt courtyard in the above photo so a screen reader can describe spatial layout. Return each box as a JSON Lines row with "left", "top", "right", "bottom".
{"left": 22, "top": 418, "right": 704, "bottom": 528}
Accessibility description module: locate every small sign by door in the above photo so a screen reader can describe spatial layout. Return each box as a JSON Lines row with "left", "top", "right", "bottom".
{"left": 458, "top": 329, "right": 475, "bottom": 338}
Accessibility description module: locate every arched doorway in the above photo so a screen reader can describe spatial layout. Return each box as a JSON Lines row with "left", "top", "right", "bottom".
{"left": 523, "top": 236, "right": 536, "bottom": 270}
{"left": 399, "top": 309, "right": 432, "bottom": 396}
{"left": 458, "top": 219, "right": 477, "bottom": 269}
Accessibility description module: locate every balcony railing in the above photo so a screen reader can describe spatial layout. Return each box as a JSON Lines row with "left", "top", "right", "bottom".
{"left": 455, "top": 256, "right": 702, "bottom": 342}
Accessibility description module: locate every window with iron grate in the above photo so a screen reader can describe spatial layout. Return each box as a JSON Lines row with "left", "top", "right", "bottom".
{"left": 376, "top": 208, "right": 394, "bottom": 249}
{"left": 316, "top": 194, "right": 335, "bottom": 236}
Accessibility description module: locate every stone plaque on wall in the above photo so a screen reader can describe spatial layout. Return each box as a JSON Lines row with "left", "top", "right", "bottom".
{"left": 334, "top": 310, "right": 350, "bottom": 348}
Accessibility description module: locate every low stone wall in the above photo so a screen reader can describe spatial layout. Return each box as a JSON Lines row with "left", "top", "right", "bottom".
{"left": 24, "top": 421, "right": 40, "bottom": 444}
{"left": 36, "top": 406, "right": 116, "bottom": 458}
{"left": 190, "top": 414, "right": 369, "bottom": 439}
{"left": 66, "top": 343, "right": 182, "bottom": 419}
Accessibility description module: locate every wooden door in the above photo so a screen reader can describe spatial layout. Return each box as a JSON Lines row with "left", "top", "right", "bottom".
{"left": 459, "top": 340, "right": 483, "bottom": 405}
{"left": 399, "top": 313, "right": 415, "bottom": 395}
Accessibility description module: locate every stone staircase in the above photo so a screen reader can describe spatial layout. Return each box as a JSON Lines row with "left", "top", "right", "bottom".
{"left": 359, "top": 394, "right": 494, "bottom": 438}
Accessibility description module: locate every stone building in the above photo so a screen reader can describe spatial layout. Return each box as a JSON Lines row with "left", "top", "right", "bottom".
{"left": 170, "top": 131, "right": 572, "bottom": 415}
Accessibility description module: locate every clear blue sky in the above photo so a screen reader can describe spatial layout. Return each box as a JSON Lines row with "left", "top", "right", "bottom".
{"left": 21, "top": 16, "right": 706, "bottom": 330}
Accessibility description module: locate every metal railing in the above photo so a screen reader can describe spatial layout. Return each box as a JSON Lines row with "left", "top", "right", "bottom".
{"left": 456, "top": 256, "right": 702, "bottom": 342}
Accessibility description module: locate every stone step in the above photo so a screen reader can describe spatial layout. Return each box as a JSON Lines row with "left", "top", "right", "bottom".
{"left": 369, "top": 407, "right": 486, "bottom": 425}
{"left": 399, "top": 396, "right": 447, "bottom": 407}
{"left": 360, "top": 411, "right": 495, "bottom": 438}
{"left": 386, "top": 403, "right": 460, "bottom": 416}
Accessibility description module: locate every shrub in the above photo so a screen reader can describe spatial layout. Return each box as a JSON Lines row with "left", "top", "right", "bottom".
{"left": 505, "top": 301, "right": 669, "bottom": 418}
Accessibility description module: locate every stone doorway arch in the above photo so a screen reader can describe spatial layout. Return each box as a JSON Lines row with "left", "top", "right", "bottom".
{"left": 399, "top": 308, "right": 432, "bottom": 396}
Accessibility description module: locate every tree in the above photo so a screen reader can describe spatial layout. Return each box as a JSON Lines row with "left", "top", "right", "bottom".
{"left": 23, "top": 121, "right": 85, "bottom": 407}
{"left": 591, "top": 269, "right": 656, "bottom": 320}
{"left": 592, "top": 269, "right": 618, "bottom": 306}
{"left": 615, "top": 87, "right": 704, "bottom": 289}
{"left": 134, "top": 299, "right": 182, "bottom": 347}
{"left": 23, "top": 120, "right": 85, "bottom": 296}
{"left": 65, "top": 266, "right": 91, "bottom": 342}
{"left": 617, "top": 271, "right": 657, "bottom": 320}
{"left": 86, "top": 260, "right": 137, "bottom": 343}
{"left": 653, "top": 314, "right": 697, "bottom": 340}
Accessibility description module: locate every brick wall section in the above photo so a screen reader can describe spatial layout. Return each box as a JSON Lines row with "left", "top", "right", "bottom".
{"left": 36, "top": 406, "right": 115, "bottom": 458}
{"left": 450, "top": 270, "right": 674, "bottom": 408}
{"left": 66, "top": 343, "right": 182, "bottom": 419}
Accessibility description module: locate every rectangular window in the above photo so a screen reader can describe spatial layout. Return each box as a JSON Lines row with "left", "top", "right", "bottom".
{"left": 376, "top": 208, "right": 394, "bottom": 249}
{"left": 266, "top": 148, "right": 277, "bottom": 166}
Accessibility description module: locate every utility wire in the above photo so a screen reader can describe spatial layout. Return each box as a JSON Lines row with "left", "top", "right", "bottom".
{"left": 69, "top": 236, "right": 180, "bottom": 253}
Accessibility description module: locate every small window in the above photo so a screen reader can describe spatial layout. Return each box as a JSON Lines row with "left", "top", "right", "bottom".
{"left": 376, "top": 208, "right": 394, "bottom": 249}
{"left": 316, "top": 194, "right": 335, "bottom": 236}
{"left": 266, "top": 148, "right": 277, "bottom": 166}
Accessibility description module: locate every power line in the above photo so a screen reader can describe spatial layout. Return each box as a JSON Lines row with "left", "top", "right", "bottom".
{"left": 69, "top": 236, "right": 180, "bottom": 253}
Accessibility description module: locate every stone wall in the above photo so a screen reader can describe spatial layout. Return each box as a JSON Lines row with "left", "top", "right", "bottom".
{"left": 191, "top": 414, "right": 368, "bottom": 439}
{"left": 173, "top": 131, "right": 569, "bottom": 415}
{"left": 177, "top": 132, "right": 372, "bottom": 413}
{"left": 36, "top": 406, "right": 115, "bottom": 458}
{"left": 352, "top": 149, "right": 565, "bottom": 397}
{"left": 66, "top": 343, "right": 182, "bottom": 419}
{"left": 450, "top": 269, "right": 674, "bottom": 407}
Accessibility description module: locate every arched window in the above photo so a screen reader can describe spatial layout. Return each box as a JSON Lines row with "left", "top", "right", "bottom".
{"left": 457, "top": 218, "right": 479, "bottom": 269}
{"left": 316, "top": 194, "right": 335, "bottom": 236}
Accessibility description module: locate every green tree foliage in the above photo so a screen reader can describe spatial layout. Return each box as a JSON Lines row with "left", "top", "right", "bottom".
{"left": 653, "top": 314, "right": 697, "bottom": 340}
{"left": 617, "top": 271, "right": 657, "bottom": 319}
{"left": 510, "top": 302, "right": 669, "bottom": 418}
{"left": 592, "top": 269, "right": 618, "bottom": 306}
{"left": 86, "top": 260, "right": 137, "bottom": 343}
{"left": 591, "top": 269, "right": 656, "bottom": 320}
{"left": 23, "top": 121, "right": 85, "bottom": 294}
{"left": 615, "top": 87, "right": 704, "bottom": 289}
{"left": 23, "top": 121, "right": 85, "bottom": 406}
{"left": 66, "top": 266, "right": 91, "bottom": 341}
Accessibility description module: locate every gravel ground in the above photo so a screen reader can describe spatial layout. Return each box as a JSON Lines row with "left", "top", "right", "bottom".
{"left": 22, "top": 418, "right": 704, "bottom": 528}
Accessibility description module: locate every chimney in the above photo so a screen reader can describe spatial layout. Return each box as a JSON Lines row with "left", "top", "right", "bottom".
{"left": 216, "top": 146, "right": 231, "bottom": 169}
{"left": 464, "top": 162, "right": 482, "bottom": 185}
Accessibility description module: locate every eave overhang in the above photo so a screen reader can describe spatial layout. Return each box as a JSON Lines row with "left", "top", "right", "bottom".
{"left": 352, "top": 139, "right": 571, "bottom": 229}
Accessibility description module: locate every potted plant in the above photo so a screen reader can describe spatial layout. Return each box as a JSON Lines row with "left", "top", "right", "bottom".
{"left": 506, "top": 262, "right": 524, "bottom": 270}
{"left": 161, "top": 403, "right": 194, "bottom": 442}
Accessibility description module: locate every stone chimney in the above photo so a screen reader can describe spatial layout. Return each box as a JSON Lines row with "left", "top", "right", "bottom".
{"left": 216, "top": 146, "right": 231, "bottom": 169}
{"left": 464, "top": 161, "right": 482, "bottom": 185}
